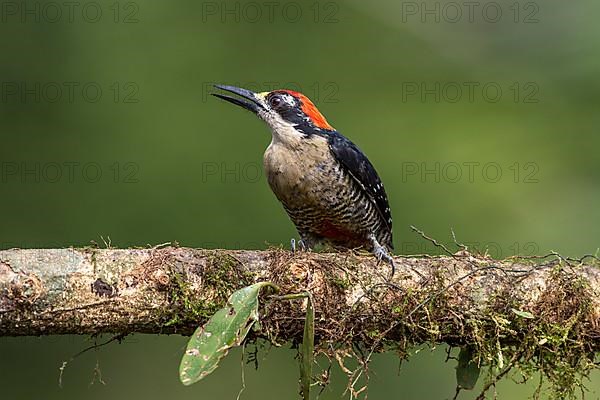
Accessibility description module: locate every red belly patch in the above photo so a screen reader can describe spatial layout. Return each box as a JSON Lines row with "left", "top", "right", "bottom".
{"left": 319, "top": 221, "right": 356, "bottom": 242}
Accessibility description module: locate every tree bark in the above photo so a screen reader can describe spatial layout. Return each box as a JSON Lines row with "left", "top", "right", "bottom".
{"left": 2, "top": 246, "right": 599, "bottom": 397}
{"left": 0, "top": 247, "right": 598, "bottom": 348}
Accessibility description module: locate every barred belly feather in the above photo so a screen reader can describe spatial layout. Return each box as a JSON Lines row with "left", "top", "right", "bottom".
{"left": 263, "top": 134, "right": 392, "bottom": 251}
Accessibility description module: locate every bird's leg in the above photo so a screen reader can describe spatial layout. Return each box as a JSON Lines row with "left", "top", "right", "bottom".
{"left": 290, "top": 232, "right": 322, "bottom": 254}
{"left": 370, "top": 235, "right": 396, "bottom": 277}
{"left": 290, "top": 237, "right": 311, "bottom": 253}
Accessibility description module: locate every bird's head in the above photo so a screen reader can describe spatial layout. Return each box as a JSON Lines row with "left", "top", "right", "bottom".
{"left": 212, "top": 85, "right": 335, "bottom": 141}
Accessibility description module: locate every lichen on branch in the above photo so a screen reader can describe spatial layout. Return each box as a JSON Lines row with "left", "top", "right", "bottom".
{"left": 0, "top": 246, "right": 599, "bottom": 398}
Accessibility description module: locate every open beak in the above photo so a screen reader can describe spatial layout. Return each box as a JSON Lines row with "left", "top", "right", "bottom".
{"left": 212, "top": 84, "right": 263, "bottom": 114}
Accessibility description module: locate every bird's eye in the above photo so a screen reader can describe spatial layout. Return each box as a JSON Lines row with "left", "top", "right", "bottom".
{"left": 269, "top": 95, "right": 283, "bottom": 109}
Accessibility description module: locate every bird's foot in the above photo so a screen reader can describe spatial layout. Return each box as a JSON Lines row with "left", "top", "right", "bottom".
{"left": 370, "top": 235, "right": 396, "bottom": 277}
{"left": 290, "top": 238, "right": 308, "bottom": 254}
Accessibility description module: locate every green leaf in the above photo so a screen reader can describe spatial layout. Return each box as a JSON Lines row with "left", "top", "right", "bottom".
{"left": 511, "top": 308, "right": 535, "bottom": 319}
{"left": 299, "top": 293, "right": 314, "bottom": 400}
{"left": 456, "top": 346, "right": 480, "bottom": 390}
{"left": 179, "top": 282, "right": 274, "bottom": 386}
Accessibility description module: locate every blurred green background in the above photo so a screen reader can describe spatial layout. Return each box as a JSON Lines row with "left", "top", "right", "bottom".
{"left": 1, "top": 0, "right": 599, "bottom": 398}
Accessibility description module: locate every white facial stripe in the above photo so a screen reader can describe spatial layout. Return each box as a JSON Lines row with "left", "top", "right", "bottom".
{"left": 281, "top": 94, "right": 296, "bottom": 107}
{"left": 255, "top": 92, "right": 305, "bottom": 146}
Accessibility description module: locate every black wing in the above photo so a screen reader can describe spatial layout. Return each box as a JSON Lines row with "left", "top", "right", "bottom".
{"left": 327, "top": 132, "right": 393, "bottom": 245}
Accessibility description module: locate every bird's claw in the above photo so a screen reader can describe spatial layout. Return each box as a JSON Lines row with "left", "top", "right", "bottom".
{"left": 375, "top": 248, "right": 396, "bottom": 277}
{"left": 290, "top": 238, "right": 308, "bottom": 254}
{"left": 371, "top": 236, "right": 396, "bottom": 278}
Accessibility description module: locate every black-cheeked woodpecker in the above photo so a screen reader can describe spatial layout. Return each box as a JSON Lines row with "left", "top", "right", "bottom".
{"left": 213, "top": 85, "right": 395, "bottom": 274}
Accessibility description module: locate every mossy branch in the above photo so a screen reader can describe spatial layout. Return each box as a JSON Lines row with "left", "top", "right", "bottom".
{"left": 1, "top": 246, "right": 599, "bottom": 397}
